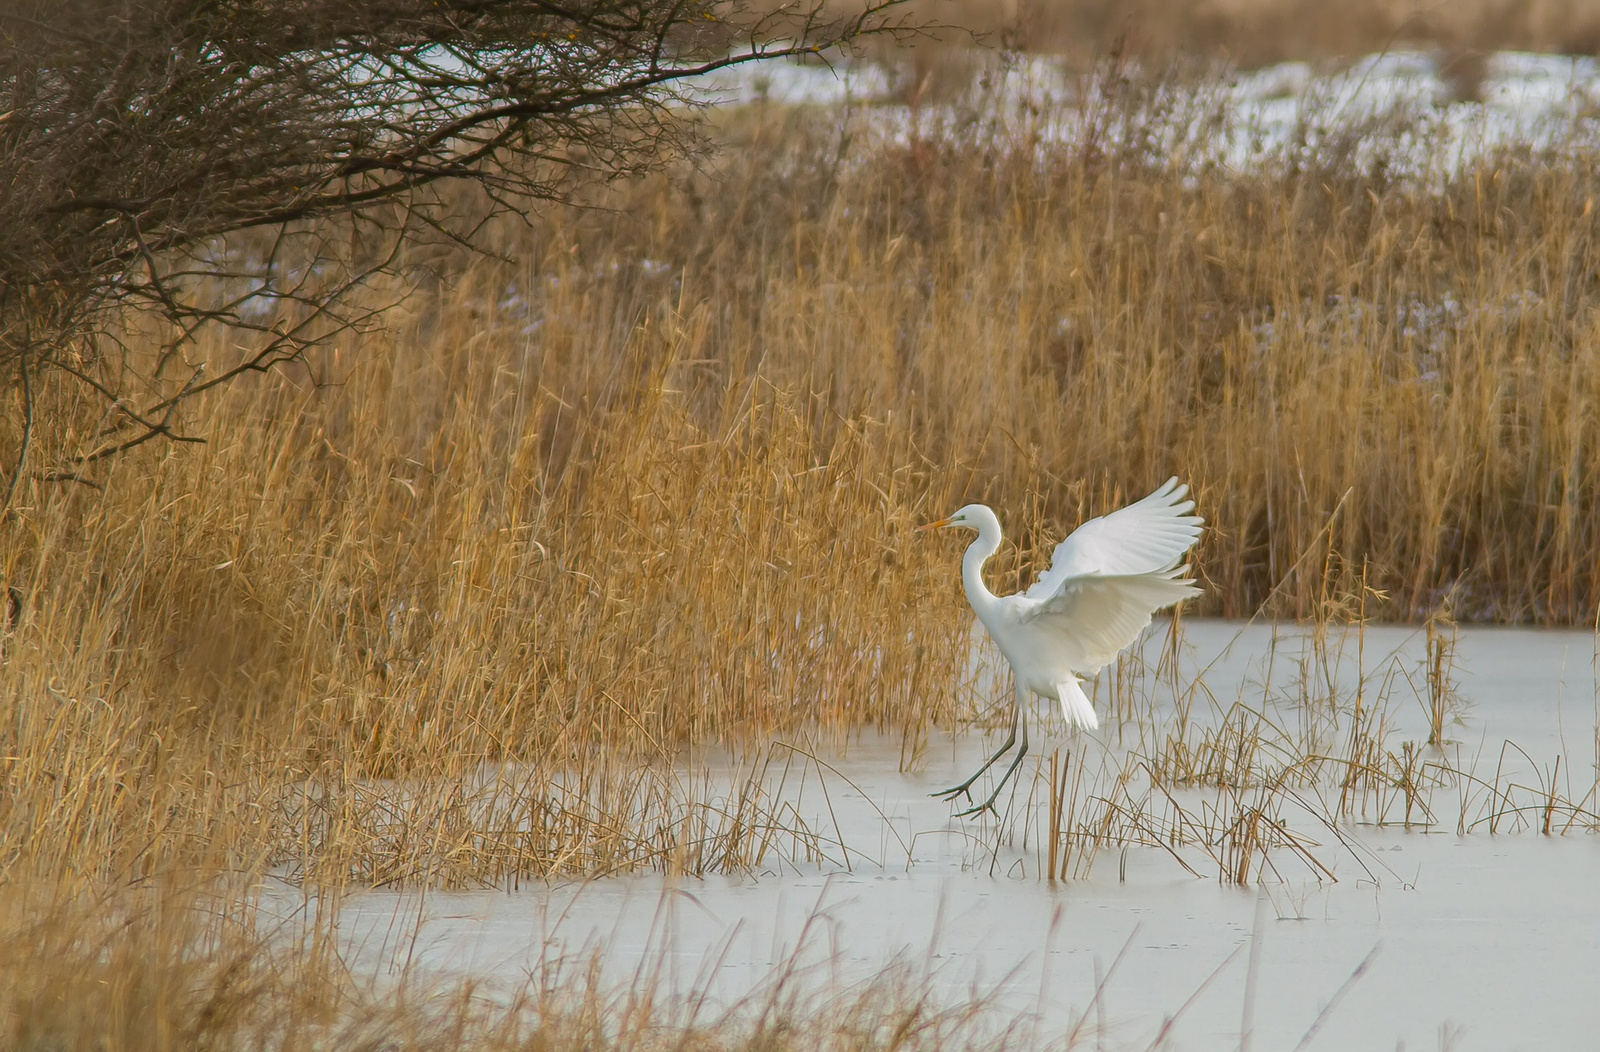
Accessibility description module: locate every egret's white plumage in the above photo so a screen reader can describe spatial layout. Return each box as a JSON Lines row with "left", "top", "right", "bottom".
{"left": 922, "top": 477, "right": 1203, "bottom": 815}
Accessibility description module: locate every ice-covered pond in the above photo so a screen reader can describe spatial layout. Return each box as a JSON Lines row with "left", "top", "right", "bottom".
{"left": 327, "top": 621, "right": 1600, "bottom": 1050}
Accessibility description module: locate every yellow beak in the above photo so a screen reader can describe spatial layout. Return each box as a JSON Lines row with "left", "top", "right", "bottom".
{"left": 915, "top": 517, "right": 953, "bottom": 532}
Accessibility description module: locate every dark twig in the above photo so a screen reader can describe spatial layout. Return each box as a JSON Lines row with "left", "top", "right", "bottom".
{"left": 0, "top": 0, "right": 918, "bottom": 478}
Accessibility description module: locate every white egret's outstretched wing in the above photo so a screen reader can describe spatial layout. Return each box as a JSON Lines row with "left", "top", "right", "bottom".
{"left": 1025, "top": 477, "right": 1203, "bottom": 600}
{"left": 1018, "top": 570, "right": 1201, "bottom": 673}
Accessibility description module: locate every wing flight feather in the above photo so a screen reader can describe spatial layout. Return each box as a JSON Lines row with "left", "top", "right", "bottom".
{"left": 1025, "top": 477, "right": 1203, "bottom": 600}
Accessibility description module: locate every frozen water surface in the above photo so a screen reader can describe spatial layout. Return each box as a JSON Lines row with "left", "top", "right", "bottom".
{"left": 327, "top": 621, "right": 1600, "bottom": 1051}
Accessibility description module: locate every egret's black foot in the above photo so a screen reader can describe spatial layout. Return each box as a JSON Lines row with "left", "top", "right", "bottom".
{"left": 936, "top": 704, "right": 1027, "bottom": 815}
{"left": 952, "top": 797, "right": 999, "bottom": 818}
{"left": 946, "top": 740, "right": 1029, "bottom": 819}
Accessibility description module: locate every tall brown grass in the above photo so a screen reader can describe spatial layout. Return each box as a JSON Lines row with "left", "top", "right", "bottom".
{"left": 7, "top": 72, "right": 1600, "bottom": 897}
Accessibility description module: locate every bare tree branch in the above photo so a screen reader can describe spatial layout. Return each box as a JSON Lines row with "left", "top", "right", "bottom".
{"left": 0, "top": 0, "right": 916, "bottom": 478}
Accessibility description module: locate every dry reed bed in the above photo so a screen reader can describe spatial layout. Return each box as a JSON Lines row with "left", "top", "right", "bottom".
{"left": 6, "top": 79, "right": 1600, "bottom": 901}
{"left": 0, "top": 316, "right": 970, "bottom": 883}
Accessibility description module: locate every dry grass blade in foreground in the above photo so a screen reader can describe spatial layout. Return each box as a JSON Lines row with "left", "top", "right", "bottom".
{"left": 0, "top": 878, "right": 1021, "bottom": 1052}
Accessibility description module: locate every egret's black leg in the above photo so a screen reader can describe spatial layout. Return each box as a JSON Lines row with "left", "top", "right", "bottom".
{"left": 954, "top": 695, "right": 1029, "bottom": 818}
{"left": 932, "top": 691, "right": 1021, "bottom": 802}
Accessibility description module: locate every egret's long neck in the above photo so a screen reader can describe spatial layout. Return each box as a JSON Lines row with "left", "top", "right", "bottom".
{"left": 962, "top": 515, "right": 1004, "bottom": 627}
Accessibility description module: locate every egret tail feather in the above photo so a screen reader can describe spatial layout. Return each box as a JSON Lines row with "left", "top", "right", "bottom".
{"left": 1058, "top": 678, "right": 1098, "bottom": 729}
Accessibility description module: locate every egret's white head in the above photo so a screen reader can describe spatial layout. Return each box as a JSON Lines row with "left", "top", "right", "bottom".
{"left": 917, "top": 504, "right": 992, "bottom": 533}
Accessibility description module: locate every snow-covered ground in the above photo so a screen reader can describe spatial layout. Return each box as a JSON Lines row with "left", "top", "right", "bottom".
{"left": 691, "top": 49, "right": 1600, "bottom": 174}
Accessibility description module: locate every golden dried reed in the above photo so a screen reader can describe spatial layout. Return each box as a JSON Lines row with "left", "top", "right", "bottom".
{"left": 6, "top": 80, "right": 1600, "bottom": 891}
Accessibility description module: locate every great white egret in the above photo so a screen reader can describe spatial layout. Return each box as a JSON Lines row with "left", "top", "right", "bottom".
{"left": 919, "top": 477, "right": 1203, "bottom": 816}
